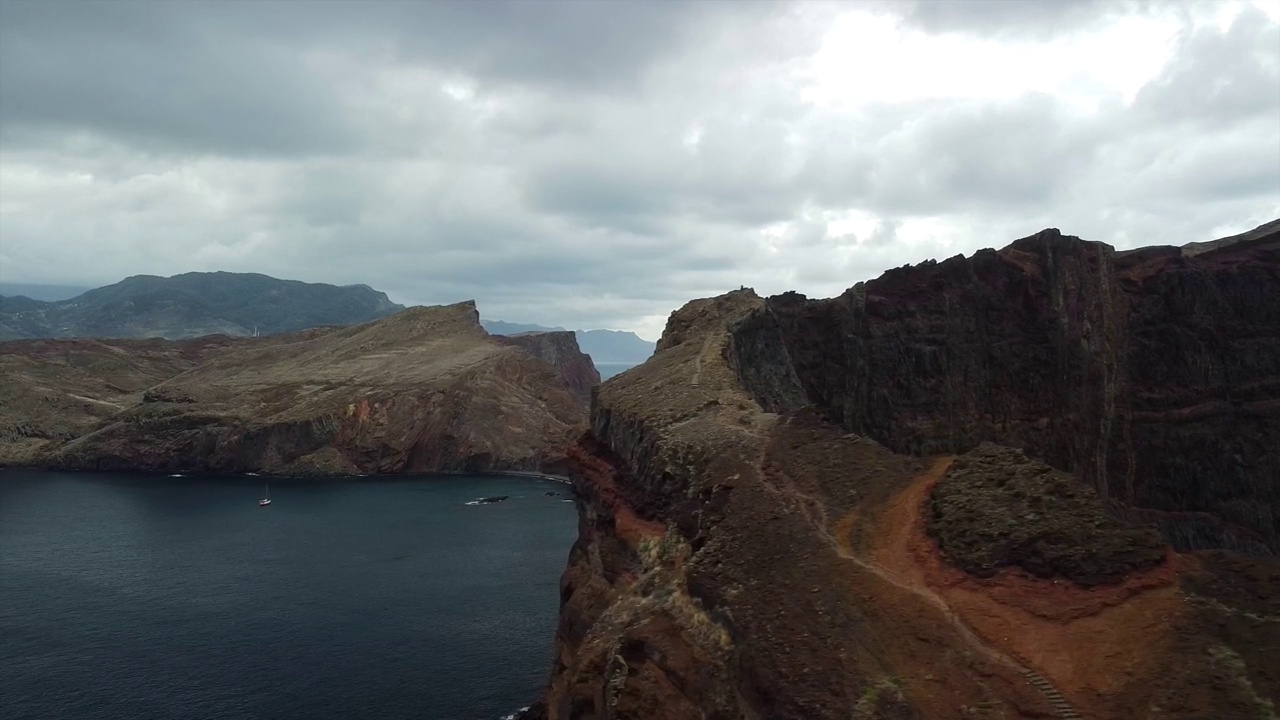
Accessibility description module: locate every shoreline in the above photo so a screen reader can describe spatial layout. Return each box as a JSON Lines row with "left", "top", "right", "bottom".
{"left": 0, "top": 465, "right": 575, "bottom": 485}
{"left": 490, "top": 470, "right": 572, "bottom": 485}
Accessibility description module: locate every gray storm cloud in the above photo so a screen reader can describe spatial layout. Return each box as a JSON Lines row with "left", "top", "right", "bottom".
{"left": 1, "top": 0, "right": 1276, "bottom": 339}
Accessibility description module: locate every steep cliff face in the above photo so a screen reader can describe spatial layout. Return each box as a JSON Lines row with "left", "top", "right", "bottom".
{"left": 533, "top": 227, "right": 1279, "bottom": 720}
{"left": 496, "top": 330, "right": 602, "bottom": 403}
{"left": 1, "top": 302, "right": 593, "bottom": 475}
{"left": 730, "top": 226, "right": 1280, "bottom": 552}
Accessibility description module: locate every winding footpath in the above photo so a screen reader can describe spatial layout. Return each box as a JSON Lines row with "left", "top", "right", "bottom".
{"left": 766, "top": 458, "right": 1085, "bottom": 720}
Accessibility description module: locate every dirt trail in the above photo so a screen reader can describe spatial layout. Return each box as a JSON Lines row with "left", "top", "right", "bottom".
{"left": 854, "top": 457, "right": 1189, "bottom": 720}
{"left": 763, "top": 457, "right": 1084, "bottom": 719}
{"left": 852, "top": 458, "right": 1084, "bottom": 719}
{"left": 690, "top": 335, "right": 714, "bottom": 388}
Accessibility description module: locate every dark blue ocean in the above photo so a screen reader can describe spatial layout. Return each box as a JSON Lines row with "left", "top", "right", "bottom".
{"left": 0, "top": 470, "right": 577, "bottom": 720}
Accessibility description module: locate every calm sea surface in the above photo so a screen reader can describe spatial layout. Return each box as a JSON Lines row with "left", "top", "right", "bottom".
{"left": 0, "top": 470, "right": 577, "bottom": 720}
{"left": 595, "top": 362, "right": 639, "bottom": 380}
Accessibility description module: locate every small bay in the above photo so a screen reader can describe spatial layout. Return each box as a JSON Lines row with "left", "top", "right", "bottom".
{"left": 0, "top": 470, "right": 576, "bottom": 720}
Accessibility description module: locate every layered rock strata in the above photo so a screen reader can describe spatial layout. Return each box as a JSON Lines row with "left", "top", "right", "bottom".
{"left": 730, "top": 224, "right": 1280, "bottom": 552}
{"left": 532, "top": 224, "right": 1279, "bottom": 719}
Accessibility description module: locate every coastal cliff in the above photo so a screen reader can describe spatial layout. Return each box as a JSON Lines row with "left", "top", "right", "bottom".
{"left": 530, "top": 224, "right": 1279, "bottom": 719}
{"left": 729, "top": 222, "right": 1279, "bottom": 552}
{"left": 0, "top": 301, "right": 598, "bottom": 475}
{"left": 496, "top": 331, "right": 602, "bottom": 403}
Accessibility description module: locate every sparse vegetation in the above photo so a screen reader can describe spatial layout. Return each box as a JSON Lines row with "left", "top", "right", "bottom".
{"left": 927, "top": 443, "right": 1167, "bottom": 586}
{"left": 1209, "top": 644, "right": 1278, "bottom": 719}
{"left": 853, "top": 677, "right": 907, "bottom": 718}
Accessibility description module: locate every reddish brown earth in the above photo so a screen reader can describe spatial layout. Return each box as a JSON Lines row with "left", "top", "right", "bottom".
{"left": 524, "top": 224, "right": 1279, "bottom": 720}
{"left": 496, "top": 331, "right": 601, "bottom": 403}
{"left": 0, "top": 301, "right": 597, "bottom": 475}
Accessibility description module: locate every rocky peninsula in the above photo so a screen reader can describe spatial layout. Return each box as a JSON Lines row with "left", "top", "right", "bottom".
{"left": 0, "top": 301, "right": 595, "bottom": 476}
{"left": 528, "top": 222, "right": 1279, "bottom": 719}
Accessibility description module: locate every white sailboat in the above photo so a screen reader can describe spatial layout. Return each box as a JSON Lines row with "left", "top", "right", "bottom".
{"left": 259, "top": 483, "right": 271, "bottom": 507}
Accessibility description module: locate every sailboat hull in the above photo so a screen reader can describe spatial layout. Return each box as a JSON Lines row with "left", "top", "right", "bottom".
{"left": 259, "top": 499, "right": 271, "bottom": 506}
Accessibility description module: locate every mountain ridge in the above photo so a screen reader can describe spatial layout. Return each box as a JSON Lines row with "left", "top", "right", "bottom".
{"left": 0, "top": 271, "right": 405, "bottom": 342}
{"left": 0, "top": 300, "right": 597, "bottom": 475}
{"left": 481, "top": 319, "right": 655, "bottom": 364}
{"left": 0, "top": 275, "right": 657, "bottom": 367}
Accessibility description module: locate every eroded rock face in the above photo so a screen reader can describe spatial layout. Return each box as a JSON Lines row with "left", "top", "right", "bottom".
{"left": 535, "top": 225, "right": 1280, "bottom": 720}
{"left": 0, "top": 302, "right": 596, "bottom": 475}
{"left": 730, "top": 225, "right": 1280, "bottom": 552}
{"left": 495, "top": 330, "right": 602, "bottom": 403}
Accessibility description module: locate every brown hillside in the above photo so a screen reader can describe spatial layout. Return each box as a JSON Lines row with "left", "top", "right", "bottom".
{"left": 0, "top": 302, "right": 596, "bottom": 476}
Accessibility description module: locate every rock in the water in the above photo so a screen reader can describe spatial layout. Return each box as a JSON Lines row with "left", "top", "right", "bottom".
{"left": 472, "top": 496, "right": 510, "bottom": 505}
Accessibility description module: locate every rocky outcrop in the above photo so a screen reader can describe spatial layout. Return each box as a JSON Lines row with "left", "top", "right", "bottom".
{"left": 927, "top": 443, "right": 1167, "bottom": 586}
{"left": 532, "top": 225, "right": 1279, "bottom": 719}
{"left": 729, "top": 223, "right": 1280, "bottom": 552}
{"left": 496, "top": 330, "right": 601, "bottom": 402}
{"left": 0, "top": 302, "right": 595, "bottom": 475}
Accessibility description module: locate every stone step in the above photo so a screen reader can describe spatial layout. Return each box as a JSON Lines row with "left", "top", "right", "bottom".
{"left": 1019, "top": 669, "right": 1083, "bottom": 720}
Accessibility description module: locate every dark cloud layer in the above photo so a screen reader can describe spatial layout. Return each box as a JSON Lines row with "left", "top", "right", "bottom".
{"left": 1, "top": 0, "right": 1277, "bottom": 339}
{"left": 898, "top": 0, "right": 1182, "bottom": 38}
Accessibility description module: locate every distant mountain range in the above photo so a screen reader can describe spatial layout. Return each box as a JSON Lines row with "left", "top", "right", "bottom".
{"left": 0, "top": 272, "right": 404, "bottom": 341}
{"left": 481, "top": 320, "right": 655, "bottom": 365}
{"left": 0, "top": 282, "right": 93, "bottom": 302}
{"left": 0, "top": 275, "right": 657, "bottom": 368}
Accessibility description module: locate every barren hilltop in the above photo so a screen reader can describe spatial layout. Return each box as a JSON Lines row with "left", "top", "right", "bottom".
{"left": 0, "top": 301, "right": 597, "bottom": 476}
{"left": 527, "top": 222, "right": 1279, "bottom": 719}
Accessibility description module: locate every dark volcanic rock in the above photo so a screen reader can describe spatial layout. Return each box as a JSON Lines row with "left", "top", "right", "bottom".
{"left": 729, "top": 222, "right": 1280, "bottom": 551}
{"left": 927, "top": 443, "right": 1167, "bottom": 586}
{"left": 531, "top": 263, "right": 1280, "bottom": 720}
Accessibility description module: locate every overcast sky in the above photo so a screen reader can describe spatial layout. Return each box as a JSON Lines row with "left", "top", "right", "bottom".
{"left": 1, "top": 0, "right": 1277, "bottom": 339}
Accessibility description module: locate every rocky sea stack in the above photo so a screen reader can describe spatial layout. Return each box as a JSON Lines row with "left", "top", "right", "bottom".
{"left": 530, "top": 222, "right": 1279, "bottom": 719}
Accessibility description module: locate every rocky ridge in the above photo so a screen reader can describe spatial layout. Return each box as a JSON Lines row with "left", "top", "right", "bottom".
{"left": 0, "top": 301, "right": 597, "bottom": 475}
{"left": 528, "top": 223, "right": 1279, "bottom": 719}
